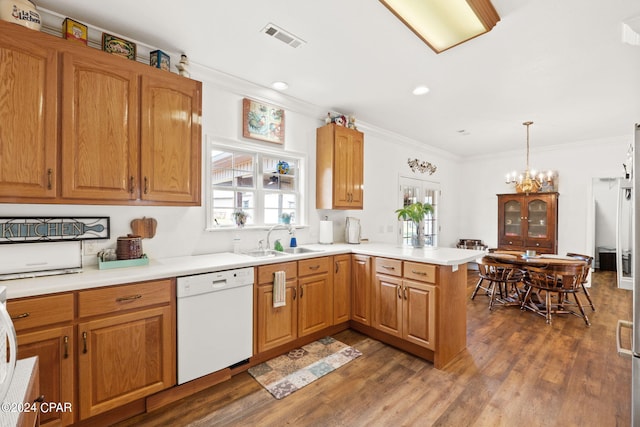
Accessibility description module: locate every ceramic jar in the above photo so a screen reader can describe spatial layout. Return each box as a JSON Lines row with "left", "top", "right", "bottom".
{"left": 0, "top": 0, "right": 41, "bottom": 30}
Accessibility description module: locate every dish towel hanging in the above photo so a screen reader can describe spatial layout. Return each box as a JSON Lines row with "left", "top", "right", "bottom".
{"left": 273, "top": 271, "right": 286, "bottom": 308}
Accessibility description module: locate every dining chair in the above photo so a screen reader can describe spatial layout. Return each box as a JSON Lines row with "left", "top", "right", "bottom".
{"left": 566, "top": 252, "right": 595, "bottom": 311}
{"left": 521, "top": 263, "right": 590, "bottom": 326}
{"left": 473, "top": 257, "right": 524, "bottom": 310}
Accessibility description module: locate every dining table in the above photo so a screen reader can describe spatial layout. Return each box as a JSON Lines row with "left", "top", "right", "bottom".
{"left": 479, "top": 251, "right": 589, "bottom": 313}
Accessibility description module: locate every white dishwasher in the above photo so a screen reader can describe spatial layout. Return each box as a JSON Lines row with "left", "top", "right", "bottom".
{"left": 177, "top": 267, "right": 254, "bottom": 385}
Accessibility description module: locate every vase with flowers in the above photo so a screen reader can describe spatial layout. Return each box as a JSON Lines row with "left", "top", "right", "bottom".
{"left": 395, "top": 202, "right": 433, "bottom": 248}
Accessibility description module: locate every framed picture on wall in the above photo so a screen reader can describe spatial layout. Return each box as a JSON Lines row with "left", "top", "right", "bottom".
{"left": 242, "top": 98, "right": 285, "bottom": 144}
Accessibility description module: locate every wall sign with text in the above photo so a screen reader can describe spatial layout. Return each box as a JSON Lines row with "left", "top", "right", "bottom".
{"left": 0, "top": 217, "right": 110, "bottom": 243}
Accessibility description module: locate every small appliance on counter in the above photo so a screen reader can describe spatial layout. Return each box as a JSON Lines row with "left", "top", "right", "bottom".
{"left": 345, "top": 217, "right": 361, "bottom": 244}
{"left": 319, "top": 217, "right": 333, "bottom": 244}
{"left": 0, "top": 241, "right": 82, "bottom": 280}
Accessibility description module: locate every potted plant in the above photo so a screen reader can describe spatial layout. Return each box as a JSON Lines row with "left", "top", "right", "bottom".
{"left": 280, "top": 212, "right": 292, "bottom": 224}
{"left": 395, "top": 202, "right": 434, "bottom": 248}
{"left": 233, "top": 210, "right": 249, "bottom": 228}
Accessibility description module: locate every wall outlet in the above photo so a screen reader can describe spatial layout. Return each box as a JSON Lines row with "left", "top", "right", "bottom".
{"left": 83, "top": 240, "right": 99, "bottom": 256}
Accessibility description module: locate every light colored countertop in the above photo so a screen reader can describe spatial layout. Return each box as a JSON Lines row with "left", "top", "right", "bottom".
{"left": 2, "top": 243, "right": 485, "bottom": 299}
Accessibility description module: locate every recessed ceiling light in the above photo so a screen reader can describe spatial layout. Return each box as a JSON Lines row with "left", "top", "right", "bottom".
{"left": 271, "top": 81, "right": 289, "bottom": 90}
{"left": 412, "top": 85, "right": 430, "bottom": 95}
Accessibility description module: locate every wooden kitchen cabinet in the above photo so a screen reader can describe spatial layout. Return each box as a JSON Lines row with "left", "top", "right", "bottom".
{"left": 333, "top": 254, "right": 351, "bottom": 324}
{"left": 60, "top": 50, "right": 139, "bottom": 201}
{"left": 0, "top": 23, "right": 58, "bottom": 200}
{"left": 76, "top": 279, "right": 174, "bottom": 420}
{"left": 0, "top": 20, "right": 202, "bottom": 206}
{"left": 256, "top": 262, "right": 298, "bottom": 353}
{"left": 8, "top": 293, "right": 75, "bottom": 426}
{"left": 372, "top": 258, "right": 436, "bottom": 351}
{"left": 316, "top": 123, "right": 364, "bottom": 209}
{"left": 351, "top": 254, "right": 372, "bottom": 325}
{"left": 297, "top": 257, "right": 333, "bottom": 336}
{"left": 497, "top": 192, "right": 558, "bottom": 253}
{"left": 140, "top": 73, "right": 201, "bottom": 204}
{"left": 61, "top": 50, "right": 202, "bottom": 205}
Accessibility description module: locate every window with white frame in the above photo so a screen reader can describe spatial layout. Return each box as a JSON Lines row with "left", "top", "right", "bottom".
{"left": 398, "top": 175, "right": 440, "bottom": 247}
{"left": 207, "top": 142, "right": 304, "bottom": 229}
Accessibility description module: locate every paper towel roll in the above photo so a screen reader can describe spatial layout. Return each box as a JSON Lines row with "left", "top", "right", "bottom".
{"left": 319, "top": 220, "right": 333, "bottom": 244}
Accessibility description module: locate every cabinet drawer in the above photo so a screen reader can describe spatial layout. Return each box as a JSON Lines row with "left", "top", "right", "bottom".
{"left": 298, "top": 256, "right": 331, "bottom": 277}
{"left": 404, "top": 262, "right": 437, "bottom": 284}
{"left": 258, "top": 262, "right": 297, "bottom": 285}
{"left": 78, "top": 279, "right": 172, "bottom": 318}
{"left": 375, "top": 257, "right": 402, "bottom": 277}
{"left": 8, "top": 293, "right": 74, "bottom": 332}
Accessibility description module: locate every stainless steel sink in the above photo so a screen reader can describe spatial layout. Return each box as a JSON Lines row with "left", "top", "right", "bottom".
{"left": 282, "top": 247, "right": 322, "bottom": 254}
{"left": 244, "top": 249, "right": 288, "bottom": 258}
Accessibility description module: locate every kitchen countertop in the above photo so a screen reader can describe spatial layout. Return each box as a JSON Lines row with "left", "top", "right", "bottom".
{"left": 2, "top": 243, "right": 485, "bottom": 299}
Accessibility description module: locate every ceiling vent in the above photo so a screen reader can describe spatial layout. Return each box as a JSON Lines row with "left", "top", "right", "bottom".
{"left": 261, "top": 23, "right": 306, "bottom": 48}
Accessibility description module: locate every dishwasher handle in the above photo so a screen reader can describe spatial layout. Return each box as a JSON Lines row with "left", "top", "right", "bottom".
{"left": 211, "top": 280, "right": 227, "bottom": 289}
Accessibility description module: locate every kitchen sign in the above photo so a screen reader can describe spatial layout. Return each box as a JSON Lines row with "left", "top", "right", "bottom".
{"left": 0, "top": 217, "right": 109, "bottom": 243}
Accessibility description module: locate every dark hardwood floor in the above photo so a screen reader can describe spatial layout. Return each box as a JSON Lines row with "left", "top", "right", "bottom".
{"left": 116, "top": 270, "right": 632, "bottom": 427}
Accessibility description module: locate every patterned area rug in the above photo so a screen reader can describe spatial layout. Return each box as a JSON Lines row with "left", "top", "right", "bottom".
{"left": 248, "top": 336, "right": 362, "bottom": 400}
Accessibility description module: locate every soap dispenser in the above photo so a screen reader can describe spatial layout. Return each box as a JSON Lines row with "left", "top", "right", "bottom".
{"left": 290, "top": 229, "right": 297, "bottom": 248}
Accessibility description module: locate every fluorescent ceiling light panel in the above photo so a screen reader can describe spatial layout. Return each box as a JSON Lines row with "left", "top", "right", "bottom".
{"left": 380, "top": 0, "right": 500, "bottom": 53}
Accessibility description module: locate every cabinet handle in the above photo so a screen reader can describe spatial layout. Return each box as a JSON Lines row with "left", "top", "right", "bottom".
{"left": 116, "top": 294, "right": 142, "bottom": 302}
{"left": 403, "top": 285, "right": 408, "bottom": 300}
{"left": 47, "top": 168, "right": 53, "bottom": 190}
{"left": 129, "top": 176, "right": 135, "bottom": 193}
{"left": 11, "top": 312, "right": 29, "bottom": 320}
{"left": 63, "top": 335, "right": 69, "bottom": 359}
{"left": 144, "top": 176, "right": 149, "bottom": 194}
{"left": 293, "top": 288, "right": 297, "bottom": 300}
{"left": 536, "top": 243, "right": 540, "bottom": 246}
{"left": 335, "top": 262, "right": 339, "bottom": 274}
{"left": 411, "top": 270, "right": 427, "bottom": 276}
{"left": 309, "top": 265, "right": 320, "bottom": 270}
{"left": 382, "top": 265, "right": 395, "bottom": 270}
{"left": 300, "top": 286, "right": 304, "bottom": 298}
{"left": 82, "top": 331, "right": 88, "bottom": 354}
{"left": 397, "top": 285, "right": 402, "bottom": 299}
{"left": 34, "top": 395, "right": 45, "bottom": 403}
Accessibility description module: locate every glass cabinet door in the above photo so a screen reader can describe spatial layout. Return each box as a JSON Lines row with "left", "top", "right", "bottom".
{"left": 503, "top": 199, "right": 522, "bottom": 238}
{"left": 527, "top": 199, "right": 548, "bottom": 239}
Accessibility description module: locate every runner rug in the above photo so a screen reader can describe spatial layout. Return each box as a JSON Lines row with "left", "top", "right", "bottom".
{"left": 247, "top": 336, "right": 362, "bottom": 400}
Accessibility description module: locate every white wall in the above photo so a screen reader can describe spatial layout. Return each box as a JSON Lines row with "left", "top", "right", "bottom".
{"left": 459, "top": 135, "right": 632, "bottom": 255}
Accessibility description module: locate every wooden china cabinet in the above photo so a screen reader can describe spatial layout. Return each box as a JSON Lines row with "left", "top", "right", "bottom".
{"left": 497, "top": 192, "right": 558, "bottom": 254}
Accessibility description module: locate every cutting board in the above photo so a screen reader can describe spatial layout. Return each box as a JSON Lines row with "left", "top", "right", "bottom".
{"left": 130, "top": 217, "right": 157, "bottom": 239}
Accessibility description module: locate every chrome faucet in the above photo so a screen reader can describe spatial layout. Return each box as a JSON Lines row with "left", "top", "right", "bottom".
{"left": 266, "top": 224, "right": 292, "bottom": 250}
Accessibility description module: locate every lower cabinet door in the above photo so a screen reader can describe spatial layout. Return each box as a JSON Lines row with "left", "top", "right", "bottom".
{"left": 402, "top": 280, "right": 436, "bottom": 350}
{"left": 256, "top": 282, "right": 298, "bottom": 353}
{"left": 16, "top": 326, "right": 75, "bottom": 427}
{"left": 373, "top": 274, "right": 403, "bottom": 337}
{"left": 298, "top": 273, "right": 333, "bottom": 337}
{"left": 77, "top": 306, "right": 174, "bottom": 420}
{"left": 333, "top": 255, "right": 351, "bottom": 324}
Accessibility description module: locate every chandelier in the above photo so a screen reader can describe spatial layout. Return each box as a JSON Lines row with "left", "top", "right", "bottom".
{"left": 505, "top": 121, "right": 555, "bottom": 194}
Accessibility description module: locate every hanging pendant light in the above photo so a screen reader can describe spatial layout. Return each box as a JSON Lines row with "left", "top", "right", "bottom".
{"left": 505, "top": 121, "right": 555, "bottom": 193}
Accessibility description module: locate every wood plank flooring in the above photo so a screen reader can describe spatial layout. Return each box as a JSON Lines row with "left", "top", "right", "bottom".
{"left": 115, "top": 270, "right": 632, "bottom": 427}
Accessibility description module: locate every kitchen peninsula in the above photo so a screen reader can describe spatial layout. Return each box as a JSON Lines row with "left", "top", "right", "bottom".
{"left": 4, "top": 243, "right": 483, "bottom": 426}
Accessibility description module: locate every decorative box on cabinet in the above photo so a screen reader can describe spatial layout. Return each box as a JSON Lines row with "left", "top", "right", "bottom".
{"left": 316, "top": 123, "right": 364, "bottom": 209}
{"left": 497, "top": 192, "right": 558, "bottom": 254}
